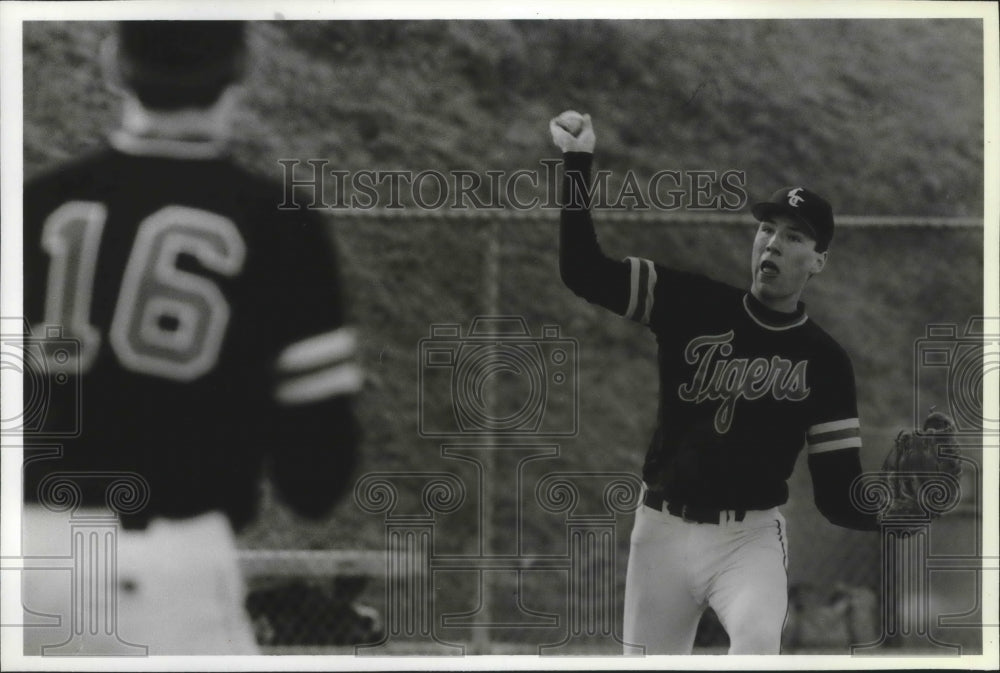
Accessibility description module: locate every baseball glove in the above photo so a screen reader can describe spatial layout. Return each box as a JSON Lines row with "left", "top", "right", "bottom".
{"left": 879, "top": 410, "right": 962, "bottom": 522}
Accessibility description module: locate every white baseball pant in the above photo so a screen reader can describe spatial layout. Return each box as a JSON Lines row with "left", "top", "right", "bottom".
{"left": 21, "top": 506, "right": 258, "bottom": 656}
{"left": 622, "top": 496, "right": 789, "bottom": 654}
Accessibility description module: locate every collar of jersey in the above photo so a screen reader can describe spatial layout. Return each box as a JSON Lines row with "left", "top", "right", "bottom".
{"left": 742, "top": 293, "right": 808, "bottom": 331}
{"left": 109, "top": 129, "right": 229, "bottom": 160}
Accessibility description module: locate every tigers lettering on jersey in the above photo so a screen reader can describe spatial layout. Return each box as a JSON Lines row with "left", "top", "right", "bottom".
{"left": 558, "top": 149, "right": 868, "bottom": 517}
{"left": 677, "top": 330, "right": 810, "bottom": 434}
{"left": 621, "top": 258, "right": 859, "bottom": 508}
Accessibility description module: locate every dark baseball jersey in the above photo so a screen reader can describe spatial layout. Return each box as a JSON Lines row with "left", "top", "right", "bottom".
{"left": 23, "top": 132, "right": 361, "bottom": 530}
{"left": 559, "top": 152, "right": 875, "bottom": 529}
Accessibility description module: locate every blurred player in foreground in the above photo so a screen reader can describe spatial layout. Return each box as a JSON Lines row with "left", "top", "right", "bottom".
{"left": 550, "top": 110, "right": 878, "bottom": 655}
{"left": 22, "top": 22, "right": 361, "bottom": 654}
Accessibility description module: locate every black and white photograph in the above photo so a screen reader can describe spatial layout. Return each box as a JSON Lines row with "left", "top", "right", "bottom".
{"left": 1, "top": 1, "right": 997, "bottom": 669}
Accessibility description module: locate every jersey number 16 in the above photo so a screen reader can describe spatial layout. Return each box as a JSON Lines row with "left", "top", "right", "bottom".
{"left": 39, "top": 201, "right": 246, "bottom": 381}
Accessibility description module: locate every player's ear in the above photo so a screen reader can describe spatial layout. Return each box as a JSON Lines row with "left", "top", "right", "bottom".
{"left": 99, "top": 35, "right": 125, "bottom": 96}
{"left": 811, "top": 249, "right": 828, "bottom": 275}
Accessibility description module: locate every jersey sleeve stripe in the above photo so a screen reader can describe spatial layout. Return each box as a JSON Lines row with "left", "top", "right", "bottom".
{"left": 808, "top": 437, "right": 863, "bottom": 454}
{"left": 641, "top": 259, "right": 657, "bottom": 325}
{"left": 625, "top": 257, "right": 641, "bottom": 321}
{"left": 623, "top": 257, "right": 656, "bottom": 324}
{"left": 276, "top": 327, "right": 357, "bottom": 373}
{"left": 808, "top": 418, "right": 860, "bottom": 435}
{"left": 807, "top": 427, "right": 861, "bottom": 443}
{"left": 807, "top": 417, "right": 862, "bottom": 453}
{"left": 275, "top": 362, "right": 363, "bottom": 405}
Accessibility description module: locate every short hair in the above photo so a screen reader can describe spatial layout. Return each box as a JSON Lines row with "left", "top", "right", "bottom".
{"left": 116, "top": 21, "right": 246, "bottom": 111}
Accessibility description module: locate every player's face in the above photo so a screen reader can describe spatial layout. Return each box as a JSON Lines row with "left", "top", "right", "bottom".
{"left": 750, "top": 214, "right": 827, "bottom": 312}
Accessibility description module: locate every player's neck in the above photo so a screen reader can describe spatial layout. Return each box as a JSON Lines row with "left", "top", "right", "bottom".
{"left": 119, "top": 91, "right": 238, "bottom": 143}
{"left": 748, "top": 288, "right": 802, "bottom": 315}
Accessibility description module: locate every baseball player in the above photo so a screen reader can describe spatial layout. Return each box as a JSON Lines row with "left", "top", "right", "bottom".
{"left": 22, "top": 22, "right": 361, "bottom": 654}
{"left": 550, "top": 111, "right": 879, "bottom": 655}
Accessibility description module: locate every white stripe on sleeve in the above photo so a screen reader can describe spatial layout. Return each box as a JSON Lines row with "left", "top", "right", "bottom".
{"left": 625, "top": 257, "right": 641, "bottom": 321}
{"left": 641, "top": 259, "right": 657, "bottom": 325}
{"left": 276, "top": 327, "right": 357, "bottom": 373}
{"left": 807, "top": 417, "right": 862, "bottom": 454}
{"left": 624, "top": 257, "right": 657, "bottom": 324}
{"left": 275, "top": 363, "right": 364, "bottom": 405}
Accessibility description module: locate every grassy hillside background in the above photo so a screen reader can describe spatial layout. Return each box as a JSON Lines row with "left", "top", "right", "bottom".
{"left": 21, "top": 19, "right": 986, "bottom": 653}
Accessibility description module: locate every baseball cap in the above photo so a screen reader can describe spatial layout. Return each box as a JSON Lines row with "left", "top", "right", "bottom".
{"left": 751, "top": 186, "right": 835, "bottom": 252}
{"left": 116, "top": 21, "right": 247, "bottom": 110}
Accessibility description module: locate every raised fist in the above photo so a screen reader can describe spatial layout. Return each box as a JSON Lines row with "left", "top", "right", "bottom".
{"left": 549, "top": 110, "right": 596, "bottom": 153}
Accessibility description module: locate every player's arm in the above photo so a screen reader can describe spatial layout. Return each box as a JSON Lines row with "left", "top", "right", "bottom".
{"left": 263, "top": 213, "right": 363, "bottom": 519}
{"left": 551, "top": 111, "right": 633, "bottom": 317}
{"left": 269, "top": 336, "right": 362, "bottom": 519}
{"left": 806, "top": 353, "right": 879, "bottom": 531}
{"left": 552, "top": 111, "right": 697, "bottom": 327}
{"left": 808, "top": 447, "right": 877, "bottom": 531}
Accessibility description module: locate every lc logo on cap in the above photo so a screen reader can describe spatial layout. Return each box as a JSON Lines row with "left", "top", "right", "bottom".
{"left": 751, "top": 186, "right": 836, "bottom": 252}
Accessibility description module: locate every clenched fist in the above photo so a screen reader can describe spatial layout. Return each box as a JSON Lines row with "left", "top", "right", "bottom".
{"left": 549, "top": 110, "right": 596, "bottom": 153}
